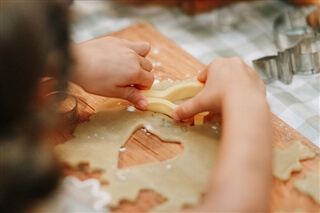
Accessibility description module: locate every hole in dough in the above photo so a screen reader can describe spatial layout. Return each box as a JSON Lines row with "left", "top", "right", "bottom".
{"left": 111, "top": 189, "right": 167, "bottom": 212}
{"left": 118, "top": 128, "right": 184, "bottom": 169}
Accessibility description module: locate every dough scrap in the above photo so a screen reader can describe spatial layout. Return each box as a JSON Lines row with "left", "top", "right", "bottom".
{"left": 54, "top": 99, "right": 220, "bottom": 212}
{"left": 143, "top": 80, "right": 207, "bottom": 123}
{"left": 146, "top": 97, "right": 208, "bottom": 125}
{"left": 294, "top": 172, "right": 320, "bottom": 204}
{"left": 142, "top": 81, "right": 204, "bottom": 101}
{"left": 273, "top": 140, "right": 316, "bottom": 181}
{"left": 145, "top": 97, "right": 178, "bottom": 118}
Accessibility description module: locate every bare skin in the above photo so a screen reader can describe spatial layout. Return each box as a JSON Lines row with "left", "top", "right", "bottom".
{"left": 70, "top": 42, "right": 272, "bottom": 210}
{"left": 69, "top": 36, "right": 272, "bottom": 211}
{"left": 174, "top": 57, "right": 273, "bottom": 212}
{"left": 70, "top": 37, "right": 154, "bottom": 110}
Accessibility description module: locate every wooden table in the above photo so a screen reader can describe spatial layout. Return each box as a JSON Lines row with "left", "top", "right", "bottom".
{"left": 56, "top": 22, "right": 319, "bottom": 212}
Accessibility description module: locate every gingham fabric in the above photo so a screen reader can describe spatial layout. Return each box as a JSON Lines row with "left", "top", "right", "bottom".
{"left": 70, "top": 0, "right": 320, "bottom": 146}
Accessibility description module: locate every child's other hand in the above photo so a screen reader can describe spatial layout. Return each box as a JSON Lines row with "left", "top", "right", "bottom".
{"left": 71, "top": 37, "right": 154, "bottom": 109}
{"left": 173, "top": 57, "right": 266, "bottom": 120}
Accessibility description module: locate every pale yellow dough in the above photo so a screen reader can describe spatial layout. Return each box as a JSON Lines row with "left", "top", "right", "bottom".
{"left": 273, "top": 140, "right": 316, "bottom": 181}
{"left": 145, "top": 97, "right": 178, "bottom": 118}
{"left": 294, "top": 172, "right": 320, "bottom": 204}
{"left": 142, "top": 80, "right": 208, "bottom": 124}
{"left": 54, "top": 99, "right": 220, "bottom": 212}
{"left": 141, "top": 81, "right": 204, "bottom": 101}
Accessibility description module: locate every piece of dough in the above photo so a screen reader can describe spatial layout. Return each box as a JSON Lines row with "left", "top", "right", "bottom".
{"left": 143, "top": 80, "right": 207, "bottom": 124}
{"left": 145, "top": 97, "right": 178, "bottom": 118}
{"left": 146, "top": 97, "right": 208, "bottom": 125}
{"left": 142, "top": 81, "right": 204, "bottom": 101}
{"left": 273, "top": 140, "right": 316, "bottom": 181}
{"left": 54, "top": 99, "right": 220, "bottom": 212}
{"left": 294, "top": 172, "right": 320, "bottom": 204}
{"left": 194, "top": 112, "right": 209, "bottom": 126}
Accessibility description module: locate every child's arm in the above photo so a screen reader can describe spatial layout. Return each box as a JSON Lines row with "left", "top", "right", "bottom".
{"left": 174, "top": 57, "right": 272, "bottom": 212}
{"left": 70, "top": 37, "right": 154, "bottom": 109}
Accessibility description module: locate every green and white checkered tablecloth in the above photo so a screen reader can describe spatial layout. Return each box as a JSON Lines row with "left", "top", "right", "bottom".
{"left": 70, "top": 0, "right": 320, "bottom": 146}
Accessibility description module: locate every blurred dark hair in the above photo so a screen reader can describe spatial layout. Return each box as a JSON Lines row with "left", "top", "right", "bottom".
{"left": 0, "top": 1, "right": 70, "bottom": 136}
{"left": 0, "top": 1, "right": 70, "bottom": 212}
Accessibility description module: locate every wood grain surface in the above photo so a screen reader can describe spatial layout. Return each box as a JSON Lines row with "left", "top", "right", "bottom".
{"left": 56, "top": 22, "right": 319, "bottom": 212}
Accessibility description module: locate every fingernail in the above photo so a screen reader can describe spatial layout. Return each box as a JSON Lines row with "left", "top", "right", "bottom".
{"left": 172, "top": 111, "right": 180, "bottom": 121}
{"left": 137, "top": 99, "right": 148, "bottom": 109}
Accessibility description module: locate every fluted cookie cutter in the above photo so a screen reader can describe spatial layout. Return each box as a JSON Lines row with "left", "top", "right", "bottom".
{"left": 253, "top": 9, "right": 320, "bottom": 84}
{"left": 141, "top": 81, "right": 209, "bottom": 125}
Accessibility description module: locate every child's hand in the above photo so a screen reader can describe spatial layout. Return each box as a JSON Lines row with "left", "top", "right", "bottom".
{"left": 71, "top": 37, "right": 154, "bottom": 109}
{"left": 173, "top": 57, "right": 266, "bottom": 120}
{"left": 180, "top": 58, "right": 272, "bottom": 212}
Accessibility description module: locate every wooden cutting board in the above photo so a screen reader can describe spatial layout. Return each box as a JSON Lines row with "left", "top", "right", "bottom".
{"left": 55, "top": 22, "right": 319, "bottom": 212}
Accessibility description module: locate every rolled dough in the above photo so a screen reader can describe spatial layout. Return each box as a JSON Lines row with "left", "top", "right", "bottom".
{"left": 273, "top": 140, "right": 316, "bottom": 181}
{"left": 294, "top": 172, "right": 320, "bottom": 204}
{"left": 54, "top": 99, "right": 220, "bottom": 211}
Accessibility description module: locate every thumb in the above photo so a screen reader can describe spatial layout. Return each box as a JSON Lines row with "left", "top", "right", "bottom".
{"left": 127, "top": 41, "right": 151, "bottom": 57}
{"left": 118, "top": 86, "right": 148, "bottom": 110}
{"left": 173, "top": 92, "right": 208, "bottom": 121}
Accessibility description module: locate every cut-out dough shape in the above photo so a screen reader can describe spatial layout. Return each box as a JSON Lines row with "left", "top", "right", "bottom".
{"left": 54, "top": 99, "right": 220, "bottom": 212}
{"left": 273, "top": 140, "right": 316, "bottom": 181}
{"left": 146, "top": 97, "right": 208, "bottom": 125}
{"left": 142, "top": 80, "right": 207, "bottom": 124}
{"left": 142, "top": 81, "right": 204, "bottom": 101}
{"left": 294, "top": 172, "right": 320, "bottom": 204}
{"left": 146, "top": 97, "right": 178, "bottom": 117}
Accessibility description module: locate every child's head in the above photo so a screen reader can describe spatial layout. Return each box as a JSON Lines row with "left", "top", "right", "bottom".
{"left": 1, "top": 1, "right": 70, "bottom": 212}
{"left": 1, "top": 0, "right": 70, "bottom": 136}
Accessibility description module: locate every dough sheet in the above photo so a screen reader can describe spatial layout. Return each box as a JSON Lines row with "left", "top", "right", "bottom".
{"left": 54, "top": 99, "right": 220, "bottom": 211}
{"left": 54, "top": 77, "right": 317, "bottom": 211}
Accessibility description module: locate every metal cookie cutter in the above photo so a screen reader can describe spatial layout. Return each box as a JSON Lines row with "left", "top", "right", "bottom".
{"left": 40, "top": 78, "right": 79, "bottom": 125}
{"left": 253, "top": 9, "right": 320, "bottom": 84}
{"left": 45, "top": 91, "right": 79, "bottom": 125}
{"left": 141, "top": 81, "right": 209, "bottom": 125}
{"left": 274, "top": 8, "right": 318, "bottom": 50}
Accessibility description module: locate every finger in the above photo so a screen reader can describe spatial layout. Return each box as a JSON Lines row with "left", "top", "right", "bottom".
{"left": 197, "top": 67, "right": 208, "bottom": 83}
{"left": 139, "top": 57, "right": 153, "bottom": 71}
{"left": 173, "top": 92, "right": 210, "bottom": 121}
{"left": 126, "top": 41, "right": 151, "bottom": 57}
{"left": 135, "top": 70, "right": 154, "bottom": 90}
{"left": 117, "top": 86, "right": 148, "bottom": 110}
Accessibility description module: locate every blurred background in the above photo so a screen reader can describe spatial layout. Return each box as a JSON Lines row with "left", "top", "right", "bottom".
{"left": 69, "top": 0, "right": 319, "bottom": 146}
